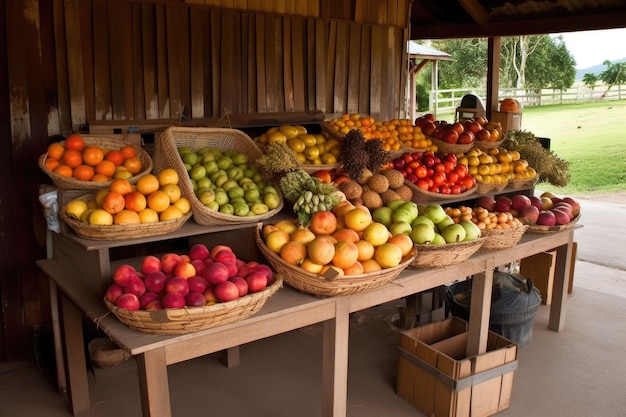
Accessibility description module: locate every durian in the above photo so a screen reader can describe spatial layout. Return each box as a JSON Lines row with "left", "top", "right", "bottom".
{"left": 362, "top": 190, "right": 383, "bottom": 210}
{"left": 381, "top": 169, "right": 405, "bottom": 188}
{"left": 367, "top": 174, "right": 390, "bottom": 193}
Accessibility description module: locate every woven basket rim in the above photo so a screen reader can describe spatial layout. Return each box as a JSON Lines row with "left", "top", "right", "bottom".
{"left": 39, "top": 137, "right": 152, "bottom": 189}
{"left": 410, "top": 237, "right": 485, "bottom": 268}
{"left": 473, "top": 138, "right": 505, "bottom": 150}
{"left": 406, "top": 180, "right": 477, "bottom": 202}
{"left": 255, "top": 223, "right": 416, "bottom": 297}
{"left": 429, "top": 137, "right": 475, "bottom": 154}
{"left": 527, "top": 213, "right": 580, "bottom": 234}
{"left": 104, "top": 275, "right": 283, "bottom": 334}
{"left": 479, "top": 224, "right": 529, "bottom": 251}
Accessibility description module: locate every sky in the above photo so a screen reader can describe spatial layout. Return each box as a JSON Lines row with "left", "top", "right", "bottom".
{"left": 551, "top": 28, "right": 626, "bottom": 69}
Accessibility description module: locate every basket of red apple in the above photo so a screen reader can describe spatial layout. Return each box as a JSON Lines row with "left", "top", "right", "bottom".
{"left": 427, "top": 121, "right": 476, "bottom": 154}
{"left": 103, "top": 244, "right": 283, "bottom": 335}
{"left": 255, "top": 205, "right": 417, "bottom": 297}
{"left": 523, "top": 192, "right": 581, "bottom": 233}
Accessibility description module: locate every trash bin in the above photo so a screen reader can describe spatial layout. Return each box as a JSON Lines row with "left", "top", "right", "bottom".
{"left": 445, "top": 271, "right": 542, "bottom": 346}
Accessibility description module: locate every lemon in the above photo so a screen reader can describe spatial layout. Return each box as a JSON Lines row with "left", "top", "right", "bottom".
{"left": 294, "top": 125, "right": 307, "bottom": 135}
{"left": 279, "top": 125, "right": 299, "bottom": 139}
{"left": 287, "top": 138, "right": 305, "bottom": 153}
{"left": 65, "top": 199, "right": 89, "bottom": 221}
{"left": 303, "top": 146, "right": 320, "bottom": 161}
{"left": 321, "top": 153, "right": 337, "bottom": 164}
{"left": 301, "top": 134, "right": 317, "bottom": 147}
{"left": 267, "top": 131, "right": 287, "bottom": 145}
{"left": 89, "top": 209, "right": 113, "bottom": 225}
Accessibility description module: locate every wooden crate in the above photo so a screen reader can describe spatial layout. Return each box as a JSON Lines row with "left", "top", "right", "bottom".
{"left": 491, "top": 111, "right": 522, "bottom": 133}
{"left": 397, "top": 317, "right": 517, "bottom": 417}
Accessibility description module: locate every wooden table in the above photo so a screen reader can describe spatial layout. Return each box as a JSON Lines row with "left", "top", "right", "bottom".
{"left": 37, "top": 225, "right": 575, "bottom": 417}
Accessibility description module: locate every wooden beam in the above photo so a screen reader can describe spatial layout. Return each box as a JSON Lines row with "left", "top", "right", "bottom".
{"left": 486, "top": 37, "right": 501, "bottom": 120}
{"left": 457, "top": 0, "right": 490, "bottom": 25}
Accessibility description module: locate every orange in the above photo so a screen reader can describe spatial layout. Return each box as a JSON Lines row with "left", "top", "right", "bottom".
{"left": 123, "top": 156, "right": 143, "bottom": 175}
{"left": 88, "top": 209, "right": 113, "bottom": 225}
{"left": 138, "top": 208, "right": 160, "bottom": 223}
{"left": 101, "top": 191, "right": 126, "bottom": 214}
{"left": 173, "top": 197, "right": 191, "bottom": 215}
{"left": 147, "top": 190, "right": 171, "bottom": 213}
{"left": 109, "top": 178, "right": 133, "bottom": 195}
{"left": 61, "top": 149, "right": 83, "bottom": 168}
{"left": 104, "top": 149, "right": 125, "bottom": 166}
{"left": 95, "top": 160, "right": 116, "bottom": 178}
{"left": 82, "top": 146, "right": 104, "bottom": 166}
{"left": 91, "top": 174, "right": 109, "bottom": 183}
{"left": 124, "top": 191, "right": 147, "bottom": 212}
{"left": 53, "top": 164, "right": 73, "bottom": 177}
{"left": 159, "top": 206, "right": 183, "bottom": 221}
{"left": 95, "top": 189, "right": 109, "bottom": 206}
{"left": 120, "top": 145, "right": 136, "bottom": 159}
{"left": 114, "top": 210, "right": 141, "bottom": 225}
{"left": 73, "top": 164, "right": 95, "bottom": 181}
{"left": 44, "top": 157, "right": 60, "bottom": 171}
{"left": 65, "top": 134, "right": 85, "bottom": 151}
{"left": 113, "top": 167, "right": 133, "bottom": 180}
{"left": 161, "top": 183, "right": 181, "bottom": 203}
{"left": 47, "top": 142, "right": 65, "bottom": 160}
{"left": 157, "top": 168, "right": 179, "bottom": 186}
{"left": 135, "top": 174, "right": 160, "bottom": 195}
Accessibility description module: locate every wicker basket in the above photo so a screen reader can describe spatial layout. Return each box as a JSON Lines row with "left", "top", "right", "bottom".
{"left": 152, "top": 127, "right": 284, "bottom": 226}
{"left": 479, "top": 225, "right": 529, "bottom": 251}
{"left": 527, "top": 213, "right": 580, "bottom": 234}
{"left": 405, "top": 180, "right": 478, "bottom": 203}
{"left": 320, "top": 120, "right": 345, "bottom": 141}
{"left": 104, "top": 275, "right": 283, "bottom": 335}
{"left": 429, "top": 137, "right": 474, "bottom": 154}
{"left": 255, "top": 224, "right": 416, "bottom": 297}
{"left": 508, "top": 176, "right": 538, "bottom": 189}
{"left": 409, "top": 237, "right": 485, "bottom": 269}
{"left": 475, "top": 180, "right": 508, "bottom": 194}
{"left": 473, "top": 138, "right": 505, "bottom": 151}
{"left": 253, "top": 139, "right": 341, "bottom": 174}
{"left": 39, "top": 137, "right": 153, "bottom": 190}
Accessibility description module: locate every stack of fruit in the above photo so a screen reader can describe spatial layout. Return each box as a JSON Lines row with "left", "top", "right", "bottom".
{"left": 256, "top": 124, "right": 342, "bottom": 166}
{"left": 415, "top": 114, "right": 504, "bottom": 147}
{"left": 63, "top": 169, "right": 190, "bottom": 227}
{"left": 178, "top": 146, "right": 281, "bottom": 218}
{"left": 41, "top": 134, "right": 147, "bottom": 184}
{"left": 104, "top": 244, "right": 277, "bottom": 312}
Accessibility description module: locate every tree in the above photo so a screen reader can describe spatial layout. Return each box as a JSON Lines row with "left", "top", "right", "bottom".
{"left": 582, "top": 73, "right": 599, "bottom": 89}
{"left": 599, "top": 60, "right": 626, "bottom": 96}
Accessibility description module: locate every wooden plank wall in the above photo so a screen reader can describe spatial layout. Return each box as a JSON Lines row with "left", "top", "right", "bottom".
{"left": 49, "top": 0, "right": 408, "bottom": 134}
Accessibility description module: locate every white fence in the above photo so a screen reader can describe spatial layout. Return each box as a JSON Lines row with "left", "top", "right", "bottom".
{"left": 429, "top": 84, "right": 626, "bottom": 116}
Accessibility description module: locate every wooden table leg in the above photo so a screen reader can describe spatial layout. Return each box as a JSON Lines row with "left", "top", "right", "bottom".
{"left": 60, "top": 293, "right": 91, "bottom": 416}
{"left": 137, "top": 348, "right": 172, "bottom": 417}
{"left": 467, "top": 263, "right": 494, "bottom": 356}
{"left": 321, "top": 298, "right": 350, "bottom": 417}
{"left": 548, "top": 232, "right": 574, "bottom": 332}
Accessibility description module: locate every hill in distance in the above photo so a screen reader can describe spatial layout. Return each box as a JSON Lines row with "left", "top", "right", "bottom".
{"left": 576, "top": 58, "right": 626, "bottom": 79}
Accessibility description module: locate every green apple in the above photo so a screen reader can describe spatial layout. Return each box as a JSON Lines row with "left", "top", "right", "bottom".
{"left": 389, "top": 221, "right": 412, "bottom": 236}
{"left": 432, "top": 233, "right": 446, "bottom": 245}
{"left": 410, "top": 223, "right": 436, "bottom": 244}
{"left": 203, "top": 160, "right": 219, "bottom": 175}
{"left": 422, "top": 204, "right": 447, "bottom": 224}
{"left": 244, "top": 188, "right": 260, "bottom": 203}
{"left": 216, "top": 156, "right": 233, "bottom": 170}
{"left": 219, "top": 204, "right": 235, "bottom": 215}
{"left": 197, "top": 189, "right": 216, "bottom": 206}
{"left": 182, "top": 152, "right": 199, "bottom": 166}
{"left": 436, "top": 215, "right": 455, "bottom": 232}
{"left": 233, "top": 202, "right": 250, "bottom": 216}
{"left": 189, "top": 165, "right": 207, "bottom": 182}
{"left": 231, "top": 153, "right": 248, "bottom": 165}
{"left": 264, "top": 193, "right": 280, "bottom": 210}
{"left": 222, "top": 179, "right": 239, "bottom": 191}
{"left": 441, "top": 223, "right": 467, "bottom": 244}
{"left": 460, "top": 220, "right": 482, "bottom": 242}
{"left": 386, "top": 199, "right": 405, "bottom": 211}
{"left": 227, "top": 186, "right": 245, "bottom": 200}
{"left": 398, "top": 201, "right": 418, "bottom": 220}
{"left": 227, "top": 167, "right": 244, "bottom": 181}
{"left": 372, "top": 206, "right": 393, "bottom": 227}
{"left": 210, "top": 169, "right": 227, "bottom": 183}
{"left": 201, "top": 152, "right": 215, "bottom": 162}
{"left": 251, "top": 203, "right": 269, "bottom": 215}
{"left": 178, "top": 146, "right": 193, "bottom": 156}
{"left": 411, "top": 215, "right": 435, "bottom": 230}
{"left": 214, "top": 175, "right": 229, "bottom": 188}
{"left": 215, "top": 190, "right": 229, "bottom": 206}
{"left": 391, "top": 208, "right": 415, "bottom": 225}
{"left": 196, "top": 177, "right": 212, "bottom": 191}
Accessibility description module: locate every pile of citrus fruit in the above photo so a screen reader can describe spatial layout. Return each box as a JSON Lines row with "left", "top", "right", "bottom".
{"left": 256, "top": 125, "right": 342, "bottom": 165}
{"left": 64, "top": 168, "right": 190, "bottom": 225}
{"left": 44, "top": 134, "right": 144, "bottom": 182}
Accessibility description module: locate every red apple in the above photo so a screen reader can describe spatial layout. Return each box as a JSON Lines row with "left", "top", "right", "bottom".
{"left": 187, "top": 275, "right": 209, "bottom": 294}
{"left": 143, "top": 271, "right": 167, "bottom": 293}
{"left": 116, "top": 293, "right": 140, "bottom": 311}
{"left": 441, "top": 129, "right": 459, "bottom": 144}
{"left": 190, "top": 259, "right": 206, "bottom": 275}
{"left": 561, "top": 197, "right": 580, "bottom": 217}
{"left": 223, "top": 261, "right": 238, "bottom": 278}
{"left": 466, "top": 121, "right": 482, "bottom": 135}
{"left": 475, "top": 129, "right": 492, "bottom": 142}
{"left": 105, "top": 284, "right": 124, "bottom": 304}
{"left": 541, "top": 197, "right": 554, "bottom": 210}
{"left": 552, "top": 208, "right": 572, "bottom": 225}
{"left": 421, "top": 122, "right": 436, "bottom": 136}
{"left": 510, "top": 194, "right": 532, "bottom": 212}
{"left": 214, "top": 249, "right": 237, "bottom": 264}
{"left": 553, "top": 202, "right": 574, "bottom": 220}
{"left": 113, "top": 264, "right": 139, "bottom": 287}
{"left": 203, "top": 286, "right": 218, "bottom": 304}
{"left": 139, "top": 292, "right": 161, "bottom": 309}
{"left": 245, "top": 271, "right": 268, "bottom": 293}
{"left": 203, "top": 262, "right": 230, "bottom": 285}
{"left": 144, "top": 300, "right": 162, "bottom": 311}
{"left": 185, "top": 292, "right": 207, "bottom": 307}
{"left": 229, "top": 277, "right": 249, "bottom": 297}
{"left": 537, "top": 210, "right": 556, "bottom": 226}
{"left": 161, "top": 253, "right": 183, "bottom": 274}
{"left": 252, "top": 264, "right": 273, "bottom": 283}
{"left": 161, "top": 293, "right": 185, "bottom": 309}
{"left": 124, "top": 277, "right": 146, "bottom": 297}
{"left": 210, "top": 245, "right": 233, "bottom": 260}
{"left": 529, "top": 196, "right": 543, "bottom": 210}
{"left": 164, "top": 276, "right": 190, "bottom": 297}
{"left": 474, "top": 195, "right": 496, "bottom": 211}
{"left": 213, "top": 281, "right": 240, "bottom": 302}
{"left": 140, "top": 255, "right": 162, "bottom": 275}
{"left": 173, "top": 261, "right": 196, "bottom": 280}
{"left": 457, "top": 131, "right": 475, "bottom": 144}
{"left": 519, "top": 205, "right": 540, "bottom": 225}
{"left": 235, "top": 264, "right": 251, "bottom": 278}
{"left": 188, "top": 243, "right": 210, "bottom": 261}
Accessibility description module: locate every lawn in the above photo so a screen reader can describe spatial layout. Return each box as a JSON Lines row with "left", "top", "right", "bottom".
{"left": 438, "top": 99, "right": 626, "bottom": 195}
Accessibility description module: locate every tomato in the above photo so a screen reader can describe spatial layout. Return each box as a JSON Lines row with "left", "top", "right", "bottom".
{"left": 444, "top": 153, "right": 457, "bottom": 163}
{"left": 454, "top": 164, "right": 468, "bottom": 179}
{"left": 415, "top": 166, "right": 428, "bottom": 179}
{"left": 312, "top": 170, "right": 332, "bottom": 184}
{"left": 451, "top": 185, "right": 463, "bottom": 194}
{"left": 416, "top": 179, "right": 430, "bottom": 190}
{"left": 402, "top": 153, "right": 413, "bottom": 164}
{"left": 439, "top": 185, "right": 451, "bottom": 194}
{"left": 333, "top": 175, "right": 351, "bottom": 186}
{"left": 462, "top": 176, "right": 476, "bottom": 190}
{"left": 443, "top": 161, "right": 455, "bottom": 173}
{"left": 429, "top": 185, "right": 440, "bottom": 193}
{"left": 432, "top": 172, "right": 446, "bottom": 186}
{"left": 408, "top": 161, "right": 420, "bottom": 170}
{"left": 446, "top": 172, "right": 459, "bottom": 184}
{"left": 433, "top": 163, "right": 446, "bottom": 173}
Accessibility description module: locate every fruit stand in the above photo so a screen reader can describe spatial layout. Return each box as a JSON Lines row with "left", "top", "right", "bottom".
{"left": 36, "top": 213, "right": 576, "bottom": 417}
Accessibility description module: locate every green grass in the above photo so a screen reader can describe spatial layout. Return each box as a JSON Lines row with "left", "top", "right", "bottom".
{"left": 438, "top": 100, "right": 626, "bottom": 195}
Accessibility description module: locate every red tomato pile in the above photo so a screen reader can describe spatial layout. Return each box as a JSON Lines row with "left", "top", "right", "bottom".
{"left": 389, "top": 151, "right": 477, "bottom": 195}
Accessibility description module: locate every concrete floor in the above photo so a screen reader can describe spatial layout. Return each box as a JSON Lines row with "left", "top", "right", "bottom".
{"left": 2, "top": 198, "right": 626, "bottom": 416}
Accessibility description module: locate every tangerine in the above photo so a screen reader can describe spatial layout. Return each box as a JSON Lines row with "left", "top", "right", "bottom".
{"left": 101, "top": 191, "right": 126, "bottom": 214}
{"left": 91, "top": 174, "right": 110, "bottom": 182}
{"left": 47, "top": 142, "right": 65, "bottom": 160}
{"left": 65, "top": 134, "right": 86, "bottom": 151}
{"left": 73, "top": 164, "right": 95, "bottom": 181}
{"left": 61, "top": 149, "right": 83, "bottom": 168}
{"left": 53, "top": 164, "right": 73, "bottom": 177}
{"left": 114, "top": 210, "right": 141, "bottom": 225}
{"left": 159, "top": 206, "right": 184, "bottom": 221}
{"left": 44, "top": 157, "right": 60, "bottom": 171}
{"left": 157, "top": 168, "right": 179, "bottom": 186}
{"left": 120, "top": 145, "right": 136, "bottom": 159}
{"left": 95, "top": 160, "right": 116, "bottom": 178}
{"left": 147, "top": 190, "right": 171, "bottom": 213}
{"left": 123, "top": 156, "right": 143, "bottom": 175}
{"left": 138, "top": 208, "right": 160, "bottom": 223}
{"left": 82, "top": 146, "right": 104, "bottom": 166}
{"left": 135, "top": 174, "right": 160, "bottom": 195}
{"left": 104, "top": 149, "right": 125, "bottom": 166}
{"left": 109, "top": 178, "right": 133, "bottom": 195}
